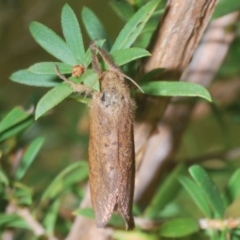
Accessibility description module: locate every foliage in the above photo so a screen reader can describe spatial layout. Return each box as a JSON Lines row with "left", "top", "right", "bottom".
{"left": 1, "top": 0, "right": 240, "bottom": 239}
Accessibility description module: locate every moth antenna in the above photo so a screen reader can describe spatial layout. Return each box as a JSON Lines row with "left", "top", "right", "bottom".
{"left": 121, "top": 72, "right": 144, "bottom": 93}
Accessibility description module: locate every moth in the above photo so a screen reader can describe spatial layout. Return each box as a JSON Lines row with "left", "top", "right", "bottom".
{"left": 55, "top": 43, "right": 143, "bottom": 230}
{"left": 88, "top": 44, "right": 138, "bottom": 230}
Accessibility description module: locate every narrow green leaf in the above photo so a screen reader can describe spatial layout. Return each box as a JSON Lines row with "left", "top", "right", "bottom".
{"left": 0, "top": 118, "right": 34, "bottom": 142}
{"left": 41, "top": 162, "right": 88, "bottom": 201}
{"left": 29, "top": 22, "right": 76, "bottom": 65}
{"left": 82, "top": 7, "right": 111, "bottom": 50}
{"left": 61, "top": 4, "right": 85, "bottom": 64}
{"left": 10, "top": 69, "right": 60, "bottom": 87}
{"left": 15, "top": 137, "right": 45, "bottom": 181}
{"left": 82, "top": 69, "right": 99, "bottom": 91}
{"left": 0, "top": 107, "right": 31, "bottom": 133}
{"left": 179, "top": 176, "right": 212, "bottom": 218}
{"left": 212, "top": 0, "right": 240, "bottom": 19}
{"left": 134, "top": 30, "right": 154, "bottom": 49}
{"left": 109, "top": 0, "right": 135, "bottom": 22}
{"left": 0, "top": 168, "right": 9, "bottom": 186}
{"left": 74, "top": 208, "right": 94, "bottom": 218}
{"left": 189, "top": 165, "right": 225, "bottom": 218}
{"left": 108, "top": 214, "right": 125, "bottom": 228}
{"left": 224, "top": 168, "right": 240, "bottom": 204}
{"left": 29, "top": 62, "right": 72, "bottom": 75}
{"left": 0, "top": 214, "right": 30, "bottom": 229}
{"left": 111, "top": 0, "right": 160, "bottom": 52}
{"left": 13, "top": 182, "right": 33, "bottom": 206}
{"left": 35, "top": 83, "right": 73, "bottom": 120}
{"left": 159, "top": 218, "right": 199, "bottom": 237}
{"left": 84, "top": 39, "right": 106, "bottom": 67}
{"left": 140, "top": 81, "right": 212, "bottom": 102}
{"left": 145, "top": 164, "right": 186, "bottom": 218}
{"left": 110, "top": 48, "right": 150, "bottom": 66}
{"left": 43, "top": 199, "right": 60, "bottom": 235}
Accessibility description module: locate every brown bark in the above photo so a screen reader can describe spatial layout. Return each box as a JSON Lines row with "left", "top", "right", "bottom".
{"left": 134, "top": 12, "right": 239, "bottom": 204}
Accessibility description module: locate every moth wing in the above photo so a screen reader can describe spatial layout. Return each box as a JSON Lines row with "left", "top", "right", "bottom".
{"left": 117, "top": 98, "right": 135, "bottom": 229}
{"left": 89, "top": 95, "right": 120, "bottom": 228}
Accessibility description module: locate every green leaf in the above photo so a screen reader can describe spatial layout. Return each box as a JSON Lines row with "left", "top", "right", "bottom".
{"left": 145, "top": 164, "right": 186, "bottom": 218}
{"left": 0, "top": 107, "right": 31, "bottom": 133}
{"left": 111, "top": 0, "right": 160, "bottom": 52}
{"left": 0, "top": 168, "right": 9, "bottom": 186}
{"left": 110, "top": 48, "right": 150, "bottom": 66}
{"left": 74, "top": 208, "right": 94, "bottom": 218}
{"left": 35, "top": 83, "right": 73, "bottom": 120}
{"left": 212, "top": 0, "right": 240, "bottom": 19}
{"left": 179, "top": 176, "right": 212, "bottom": 218}
{"left": 0, "top": 214, "right": 30, "bottom": 229}
{"left": 15, "top": 137, "right": 45, "bottom": 181}
{"left": 140, "top": 81, "right": 212, "bottom": 102}
{"left": 134, "top": 30, "right": 153, "bottom": 49}
{"left": 10, "top": 69, "right": 60, "bottom": 87}
{"left": 29, "top": 22, "right": 76, "bottom": 65}
{"left": 41, "top": 161, "right": 88, "bottom": 201}
{"left": 108, "top": 214, "right": 125, "bottom": 228}
{"left": 82, "top": 7, "right": 111, "bottom": 50}
{"left": 224, "top": 168, "right": 240, "bottom": 204}
{"left": 61, "top": 4, "right": 85, "bottom": 64}
{"left": 159, "top": 218, "right": 199, "bottom": 237}
{"left": 82, "top": 69, "right": 99, "bottom": 91}
{"left": 189, "top": 165, "right": 225, "bottom": 218}
{"left": 43, "top": 198, "right": 60, "bottom": 235}
{"left": 0, "top": 118, "right": 34, "bottom": 142}
{"left": 13, "top": 182, "right": 32, "bottom": 206}
{"left": 109, "top": 0, "right": 135, "bottom": 22}
{"left": 29, "top": 62, "right": 72, "bottom": 75}
{"left": 84, "top": 39, "right": 106, "bottom": 67}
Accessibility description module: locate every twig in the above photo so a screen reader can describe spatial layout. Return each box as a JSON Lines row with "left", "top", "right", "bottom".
{"left": 3, "top": 203, "right": 58, "bottom": 240}
{"left": 16, "top": 206, "right": 58, "bottom": 240}
{"left": 134, "top": 12, "right": 239, "bottom": 204}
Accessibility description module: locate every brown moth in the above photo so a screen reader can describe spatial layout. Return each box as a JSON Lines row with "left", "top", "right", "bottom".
{"left": 88, "top": 43, "right": 136, "bottom": 230}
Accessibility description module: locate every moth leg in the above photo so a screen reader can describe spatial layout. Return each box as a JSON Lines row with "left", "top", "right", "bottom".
{"left": 54, "top": 65, "right": 91, "bottom": 93}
